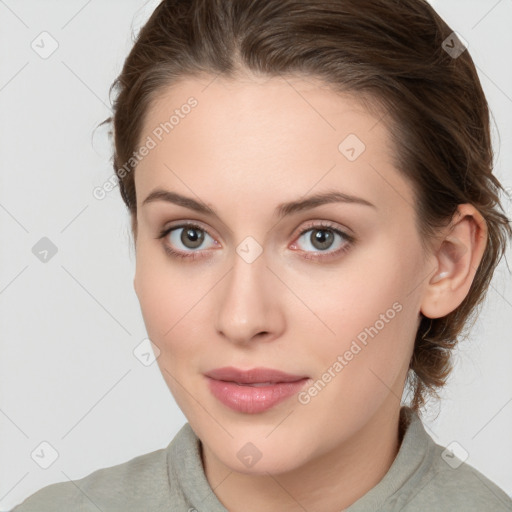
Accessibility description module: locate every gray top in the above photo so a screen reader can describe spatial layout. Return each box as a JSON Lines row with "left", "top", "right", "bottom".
{"left": 12, "top": 407, "right": 512, "bottom": 511}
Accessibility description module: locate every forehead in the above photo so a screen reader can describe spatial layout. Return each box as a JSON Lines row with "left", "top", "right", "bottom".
{"left": 134, "top": 75, "right": 414, "bottom": 219}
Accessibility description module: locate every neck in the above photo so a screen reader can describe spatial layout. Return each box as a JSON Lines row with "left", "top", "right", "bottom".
{"left": 202, "top": 399, "right": 404, "bottom": 512}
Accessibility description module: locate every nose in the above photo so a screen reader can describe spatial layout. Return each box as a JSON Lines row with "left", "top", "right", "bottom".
{"left": 214, "top": 248, "right": 285, "bottom": 346}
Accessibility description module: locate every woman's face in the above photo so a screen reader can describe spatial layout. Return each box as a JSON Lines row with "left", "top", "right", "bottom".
{"left": 133, "top": 74, "right": 431, "bottom": 474}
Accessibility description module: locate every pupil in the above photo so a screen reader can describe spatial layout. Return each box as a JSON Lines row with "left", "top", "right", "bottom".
{"left": 187, "top": 229, "right": 198, "bottom": 241}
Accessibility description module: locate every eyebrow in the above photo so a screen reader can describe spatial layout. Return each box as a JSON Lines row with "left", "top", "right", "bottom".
{"left": 141, "top": 188, "right": 376, "bottom": 219}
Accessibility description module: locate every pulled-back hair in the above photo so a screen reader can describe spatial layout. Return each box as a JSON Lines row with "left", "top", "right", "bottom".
{"left": 102, "top": 0, "right": 511, "bottom": 413}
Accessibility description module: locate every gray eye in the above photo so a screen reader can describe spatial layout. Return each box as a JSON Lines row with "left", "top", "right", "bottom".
{"left": 297, "top": 228, "right": 346, "bottom": 253}
{"left": 168, "top": 226, "right": 215, "bottom": 251}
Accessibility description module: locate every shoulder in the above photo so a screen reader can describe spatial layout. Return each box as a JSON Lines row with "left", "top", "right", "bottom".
{"left": 11, "top": 445, "right": 171, "bottom": 512}
{"left": 400, "top": 441, "right": 512, "bottom": 511}
{"left": 381, "top": 408, "right": 512, "bottom": 512}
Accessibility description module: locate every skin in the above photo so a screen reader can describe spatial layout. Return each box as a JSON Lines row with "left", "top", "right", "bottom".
{"left": 131, "top": 72, "right": 487, "bottom": 511}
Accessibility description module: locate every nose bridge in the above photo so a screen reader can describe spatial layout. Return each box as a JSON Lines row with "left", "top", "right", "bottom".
{"left": 214, "top": 239, "right": 281, "bottom": 343}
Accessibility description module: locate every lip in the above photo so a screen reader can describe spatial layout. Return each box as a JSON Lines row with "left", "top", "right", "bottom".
{"left": 205, "top": 366, "right": 307, "bottom": 384}
{"left": 205, "top": 366, "right": 310, "bottom": 414}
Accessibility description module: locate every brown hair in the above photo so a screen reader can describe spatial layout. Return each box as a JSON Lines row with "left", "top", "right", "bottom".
{"left": 102, "top": 0, "right": 511, "bottom": 414}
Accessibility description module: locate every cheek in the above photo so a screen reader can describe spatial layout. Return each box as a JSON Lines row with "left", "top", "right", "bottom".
{"left": 305, "top": 251, "right": 417, "bottom": 383}
{"left": 134, "top": 248, "right": 208, "bottom": 361}
{"left": 135, "top": 272, "right": 168, "bottom": 338}
{"left": 134, "top": 246, "right": 184, "bottom": 340}
{"left": 134, "top": 255, "right": 203, "bottom": 409}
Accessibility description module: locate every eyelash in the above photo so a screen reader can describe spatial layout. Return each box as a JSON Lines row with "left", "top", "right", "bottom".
{"left": 156, "top": 221, "right": 355, "bottom": 262}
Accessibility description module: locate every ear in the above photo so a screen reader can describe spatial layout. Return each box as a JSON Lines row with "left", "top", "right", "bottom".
{"left": 420, "top": 204, "right": 488, "bottom": 319}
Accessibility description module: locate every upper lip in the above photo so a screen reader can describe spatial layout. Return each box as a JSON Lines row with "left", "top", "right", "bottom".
{"left": 205, "top": 366, "right": 308, "bottom": 384}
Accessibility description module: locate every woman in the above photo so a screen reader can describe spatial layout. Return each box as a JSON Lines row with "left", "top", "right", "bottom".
{"left": 12, "top": 0, "right": 512, "bottom": 510}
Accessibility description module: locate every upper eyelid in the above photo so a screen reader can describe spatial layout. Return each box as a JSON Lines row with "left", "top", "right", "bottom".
{"left": 162, "top": 220, "right": 218, "bottom": 241}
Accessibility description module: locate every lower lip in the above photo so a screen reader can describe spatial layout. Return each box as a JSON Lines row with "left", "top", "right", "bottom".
{"left": 206, "top": 377, "right": 309, "bottom": 414}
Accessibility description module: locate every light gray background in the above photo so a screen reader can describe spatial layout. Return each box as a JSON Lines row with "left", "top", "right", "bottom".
{"left": 1, "top": 0, "right": 511, "bottom": 509}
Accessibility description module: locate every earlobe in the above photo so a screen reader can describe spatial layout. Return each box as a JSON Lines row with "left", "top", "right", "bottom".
{"left": 420, "top": 204, "right": 488, "bottom": 319}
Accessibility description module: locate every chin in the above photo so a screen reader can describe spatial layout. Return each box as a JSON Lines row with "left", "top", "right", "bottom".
{"left": 201, "top": 424, "right": 314, "bottom": 476}
{"left": 224, "top": 448, "right": 306, "bottom": 476}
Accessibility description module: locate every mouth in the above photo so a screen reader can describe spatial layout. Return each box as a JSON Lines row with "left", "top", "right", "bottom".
{"left": 204, "top": 366, "right": 308, "bottom": 383}
{"left": 204, "top": 366, "right": 310, "bottom": 414}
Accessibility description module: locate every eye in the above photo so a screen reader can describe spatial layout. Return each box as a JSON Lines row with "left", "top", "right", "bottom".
{"left": 157, "top": 222, "right": 218, "bottom": 261}
{"left": 291, "top": 221, "right": 354, "bottom": 261}
{"left": 156, "top": 221, "right": 355, "bottom": 262}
